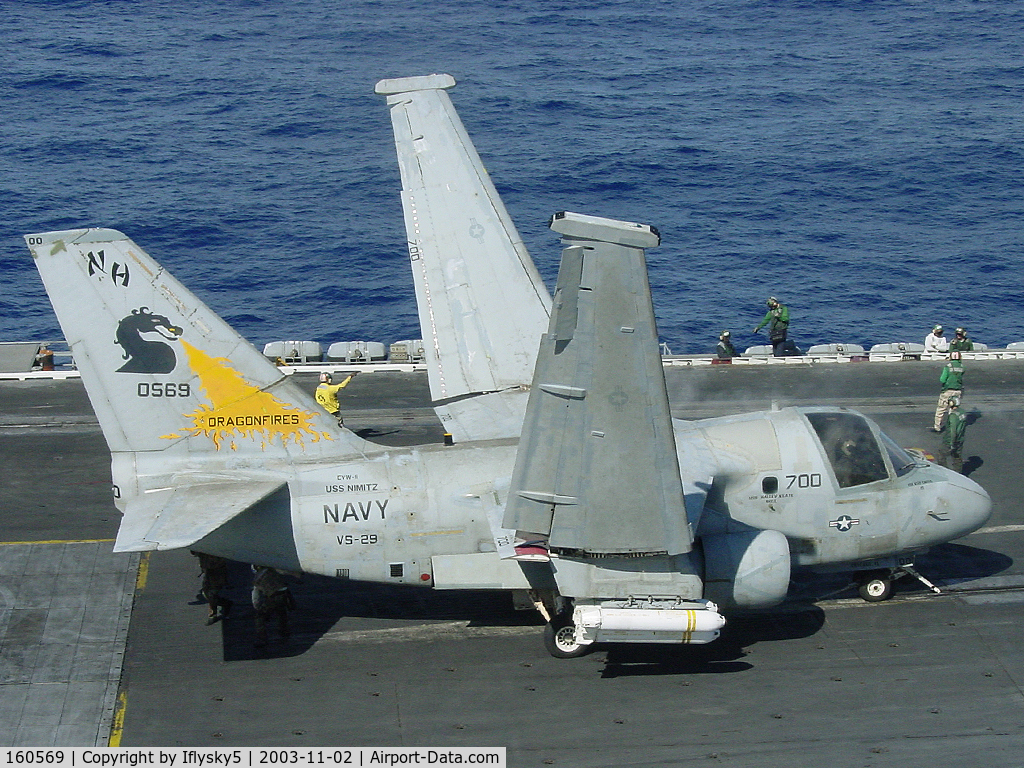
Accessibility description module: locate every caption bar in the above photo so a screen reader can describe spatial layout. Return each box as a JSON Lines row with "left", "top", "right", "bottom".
{"left": 1, "top": 750, "right": 505, "bottom": 768}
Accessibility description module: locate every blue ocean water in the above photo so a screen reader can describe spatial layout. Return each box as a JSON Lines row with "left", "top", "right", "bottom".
{"left": 2, "top": 0, "right": 1022, "bottom": 354}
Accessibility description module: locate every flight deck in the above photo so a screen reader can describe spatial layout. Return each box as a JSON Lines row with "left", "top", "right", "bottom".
{"left": 1, "top": 361, "right": 1022, "bottom": 765}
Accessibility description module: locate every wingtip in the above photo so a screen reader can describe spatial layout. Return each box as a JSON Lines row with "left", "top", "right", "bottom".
{"left": 375, "top": 73, "right": 457, "bottom": 96}
{"left": 549, "top": 211, "right": 661, "bottom": 249}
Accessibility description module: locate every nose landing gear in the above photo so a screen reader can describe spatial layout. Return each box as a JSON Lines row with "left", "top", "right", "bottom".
{"left": 856, "top": 563, "right": 941, "bottom": 602}
{"left": 857, "top": 572, "right": 893, "bottom": 602}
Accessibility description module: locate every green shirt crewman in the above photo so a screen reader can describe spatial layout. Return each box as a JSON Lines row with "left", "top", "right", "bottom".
{"left": 753, "top": 296, "right": 790, "bottom": 356}
{"left": 949, "top": 327, "right": 974, "bottom": 353}
{"left": 933, "top": 352, "right": 964, "bottom": 431}
{"left": 943, "top": 396, "right": 967, "bottom": 469}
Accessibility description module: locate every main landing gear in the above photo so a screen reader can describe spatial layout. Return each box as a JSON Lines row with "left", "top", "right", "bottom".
{"left": 856, "top": 564, "right": 941, "bottom": 602}
{"left": 543, "top": 613, "right": 589, "bottom": 659}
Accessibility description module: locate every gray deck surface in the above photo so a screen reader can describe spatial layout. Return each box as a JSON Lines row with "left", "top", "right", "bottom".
{"left": 1, "top": 363, "right": 1022, "bottom": 765}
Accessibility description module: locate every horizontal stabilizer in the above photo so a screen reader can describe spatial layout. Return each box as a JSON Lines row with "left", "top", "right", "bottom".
{"left": 503, "top": 213, "right": 692, "bottom": 557}
{"left": 114, "top": 478, "right": 286, "bottom": 552}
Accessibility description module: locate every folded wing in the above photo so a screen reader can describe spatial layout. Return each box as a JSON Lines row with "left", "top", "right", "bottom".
{"left": 503, "top": 212, "right": 693, "bottom": 557}
{"left": 376, "top": 74, "right": 551, "bottom": 441}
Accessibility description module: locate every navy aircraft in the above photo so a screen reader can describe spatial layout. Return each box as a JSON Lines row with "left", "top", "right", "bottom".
{"left": 25, "top": 74, "right": 990, "bottom": 658}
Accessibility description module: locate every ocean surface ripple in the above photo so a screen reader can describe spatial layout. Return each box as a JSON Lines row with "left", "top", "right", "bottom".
{"left": 3, "top": 0, "right": 1022, "bottom": 355}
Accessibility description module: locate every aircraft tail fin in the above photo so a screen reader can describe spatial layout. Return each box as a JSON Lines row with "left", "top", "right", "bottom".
{"left": 26, "top": 228, "right": 365, "bottom": 459}
{"left": 376, "top": 74, "right": 552, "bottom": 441}
{"left": 502, "top": 212, "right": 693, "bottom": 557}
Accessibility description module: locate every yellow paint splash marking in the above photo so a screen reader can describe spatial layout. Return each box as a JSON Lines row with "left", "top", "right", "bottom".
{"left": 163, "top": 340, "right": 331, "bottom": 450}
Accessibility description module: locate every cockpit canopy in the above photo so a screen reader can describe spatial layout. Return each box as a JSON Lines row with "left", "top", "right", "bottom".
{"left": 805, "top": 411, "right": 916, "bottom": 488}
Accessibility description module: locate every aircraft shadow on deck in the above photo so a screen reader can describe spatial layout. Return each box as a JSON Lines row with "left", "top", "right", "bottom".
{"left": 209, "top": 560, "right": 823, "bottom": 669}
{"left": 212, "top": 562, "right": 540, "bottom": 661}
{"left": 599, "top": 608, "right": 825, "bottom": 678}
{"left": 600, "top": 540, "right": 1012, "bottom": 677}
{"left": 916, "top": 541, "right": 1013, "bottom": 587}
{"left": 208, "top": 540, "right": 1011, "bottom": 663}
{"left": 788, "top": 541, "right": 1012, "bottom": 602}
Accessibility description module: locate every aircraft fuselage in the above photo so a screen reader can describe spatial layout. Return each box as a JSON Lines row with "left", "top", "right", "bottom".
{"left": 127, "top": 404, "right": 989, "bottom": 601}
{"left": 690, "top": 407, "right": 991, "bottom": 570}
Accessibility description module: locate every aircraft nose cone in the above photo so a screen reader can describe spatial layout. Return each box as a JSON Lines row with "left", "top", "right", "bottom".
{"left": 945, "top": 473, "right": 992, "bottom": 538}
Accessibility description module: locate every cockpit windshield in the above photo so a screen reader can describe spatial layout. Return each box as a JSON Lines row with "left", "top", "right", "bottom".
{"left": 806, "top": 412, "right": 889, "bottom": 488}
{"left": 879, "top": 432, "right": 918, "bottom": 478}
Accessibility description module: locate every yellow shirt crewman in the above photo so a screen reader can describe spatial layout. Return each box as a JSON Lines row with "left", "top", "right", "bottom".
{"left": 315, "top": 371, "right": 357, "bottom": 425}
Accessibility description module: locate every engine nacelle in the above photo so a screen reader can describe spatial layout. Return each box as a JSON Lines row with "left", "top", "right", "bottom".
{"left": 701, "top": 529, "right": 791, "bottom": 610}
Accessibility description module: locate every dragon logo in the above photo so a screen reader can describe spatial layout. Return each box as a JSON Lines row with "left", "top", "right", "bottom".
{"left": 111, "top": 306, "right": 327, "bottom": 451}
{"left": 114, "top": 307, "right": 183, "bottom": 373}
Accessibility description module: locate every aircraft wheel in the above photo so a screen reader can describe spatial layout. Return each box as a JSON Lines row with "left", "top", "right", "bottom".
{"left": 543, "top": 617, "right": 588, "bottom": 659}
{"left": 858, "top": 573, "right": 893, "bottom": 602}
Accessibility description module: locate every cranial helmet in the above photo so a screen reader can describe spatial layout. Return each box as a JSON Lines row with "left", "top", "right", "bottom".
{"left": 319, "top": 372, "right": 332, "bottom": 383}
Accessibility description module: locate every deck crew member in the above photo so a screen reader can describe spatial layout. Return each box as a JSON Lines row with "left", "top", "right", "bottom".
{"left": 942, "top": 395, "right": 967, "bottom": 471}
{"left": 753, "top": 297, "right": 790, "bottom": 357}
{"left": 192, "top": 551, "right": 233, "bottom": 625}
{"left": 949, "top": 327, "right": 974, "bottom": 353}
{"left": 933, "top": 351, "right": 965, "bottom": 432}
{"left": 252, "top": 566, "right": 295, "bottom": 647}
{"left": 315, "top": 371, "right": 357, "bottom": 426}
{"left": 716, "top": 330, "right": 737, "bottom": 359}
{"left": 924, "top": 325, "right": 949, "bottom": 354}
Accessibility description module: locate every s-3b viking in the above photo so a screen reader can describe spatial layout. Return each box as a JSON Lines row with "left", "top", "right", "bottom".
{"left": 25, "top": 74, "right": 991, "bottom": 658}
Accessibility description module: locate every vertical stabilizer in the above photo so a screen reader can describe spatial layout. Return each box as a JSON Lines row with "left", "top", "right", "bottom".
{"left": 26, "top": 229, "right": 368, "bottom": 460}
{"left": 502, "top": 213, "right": 692, "bottom": 557}
{"left": 376, "top": 75, "right": 552, "bottom": 441}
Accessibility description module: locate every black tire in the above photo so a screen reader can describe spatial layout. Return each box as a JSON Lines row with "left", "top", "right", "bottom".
{"left": 543, "top": 617, "right": 588, "bottom": 659}
{"left": 858, "top": 574, "right": 893, "bottom": 602}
